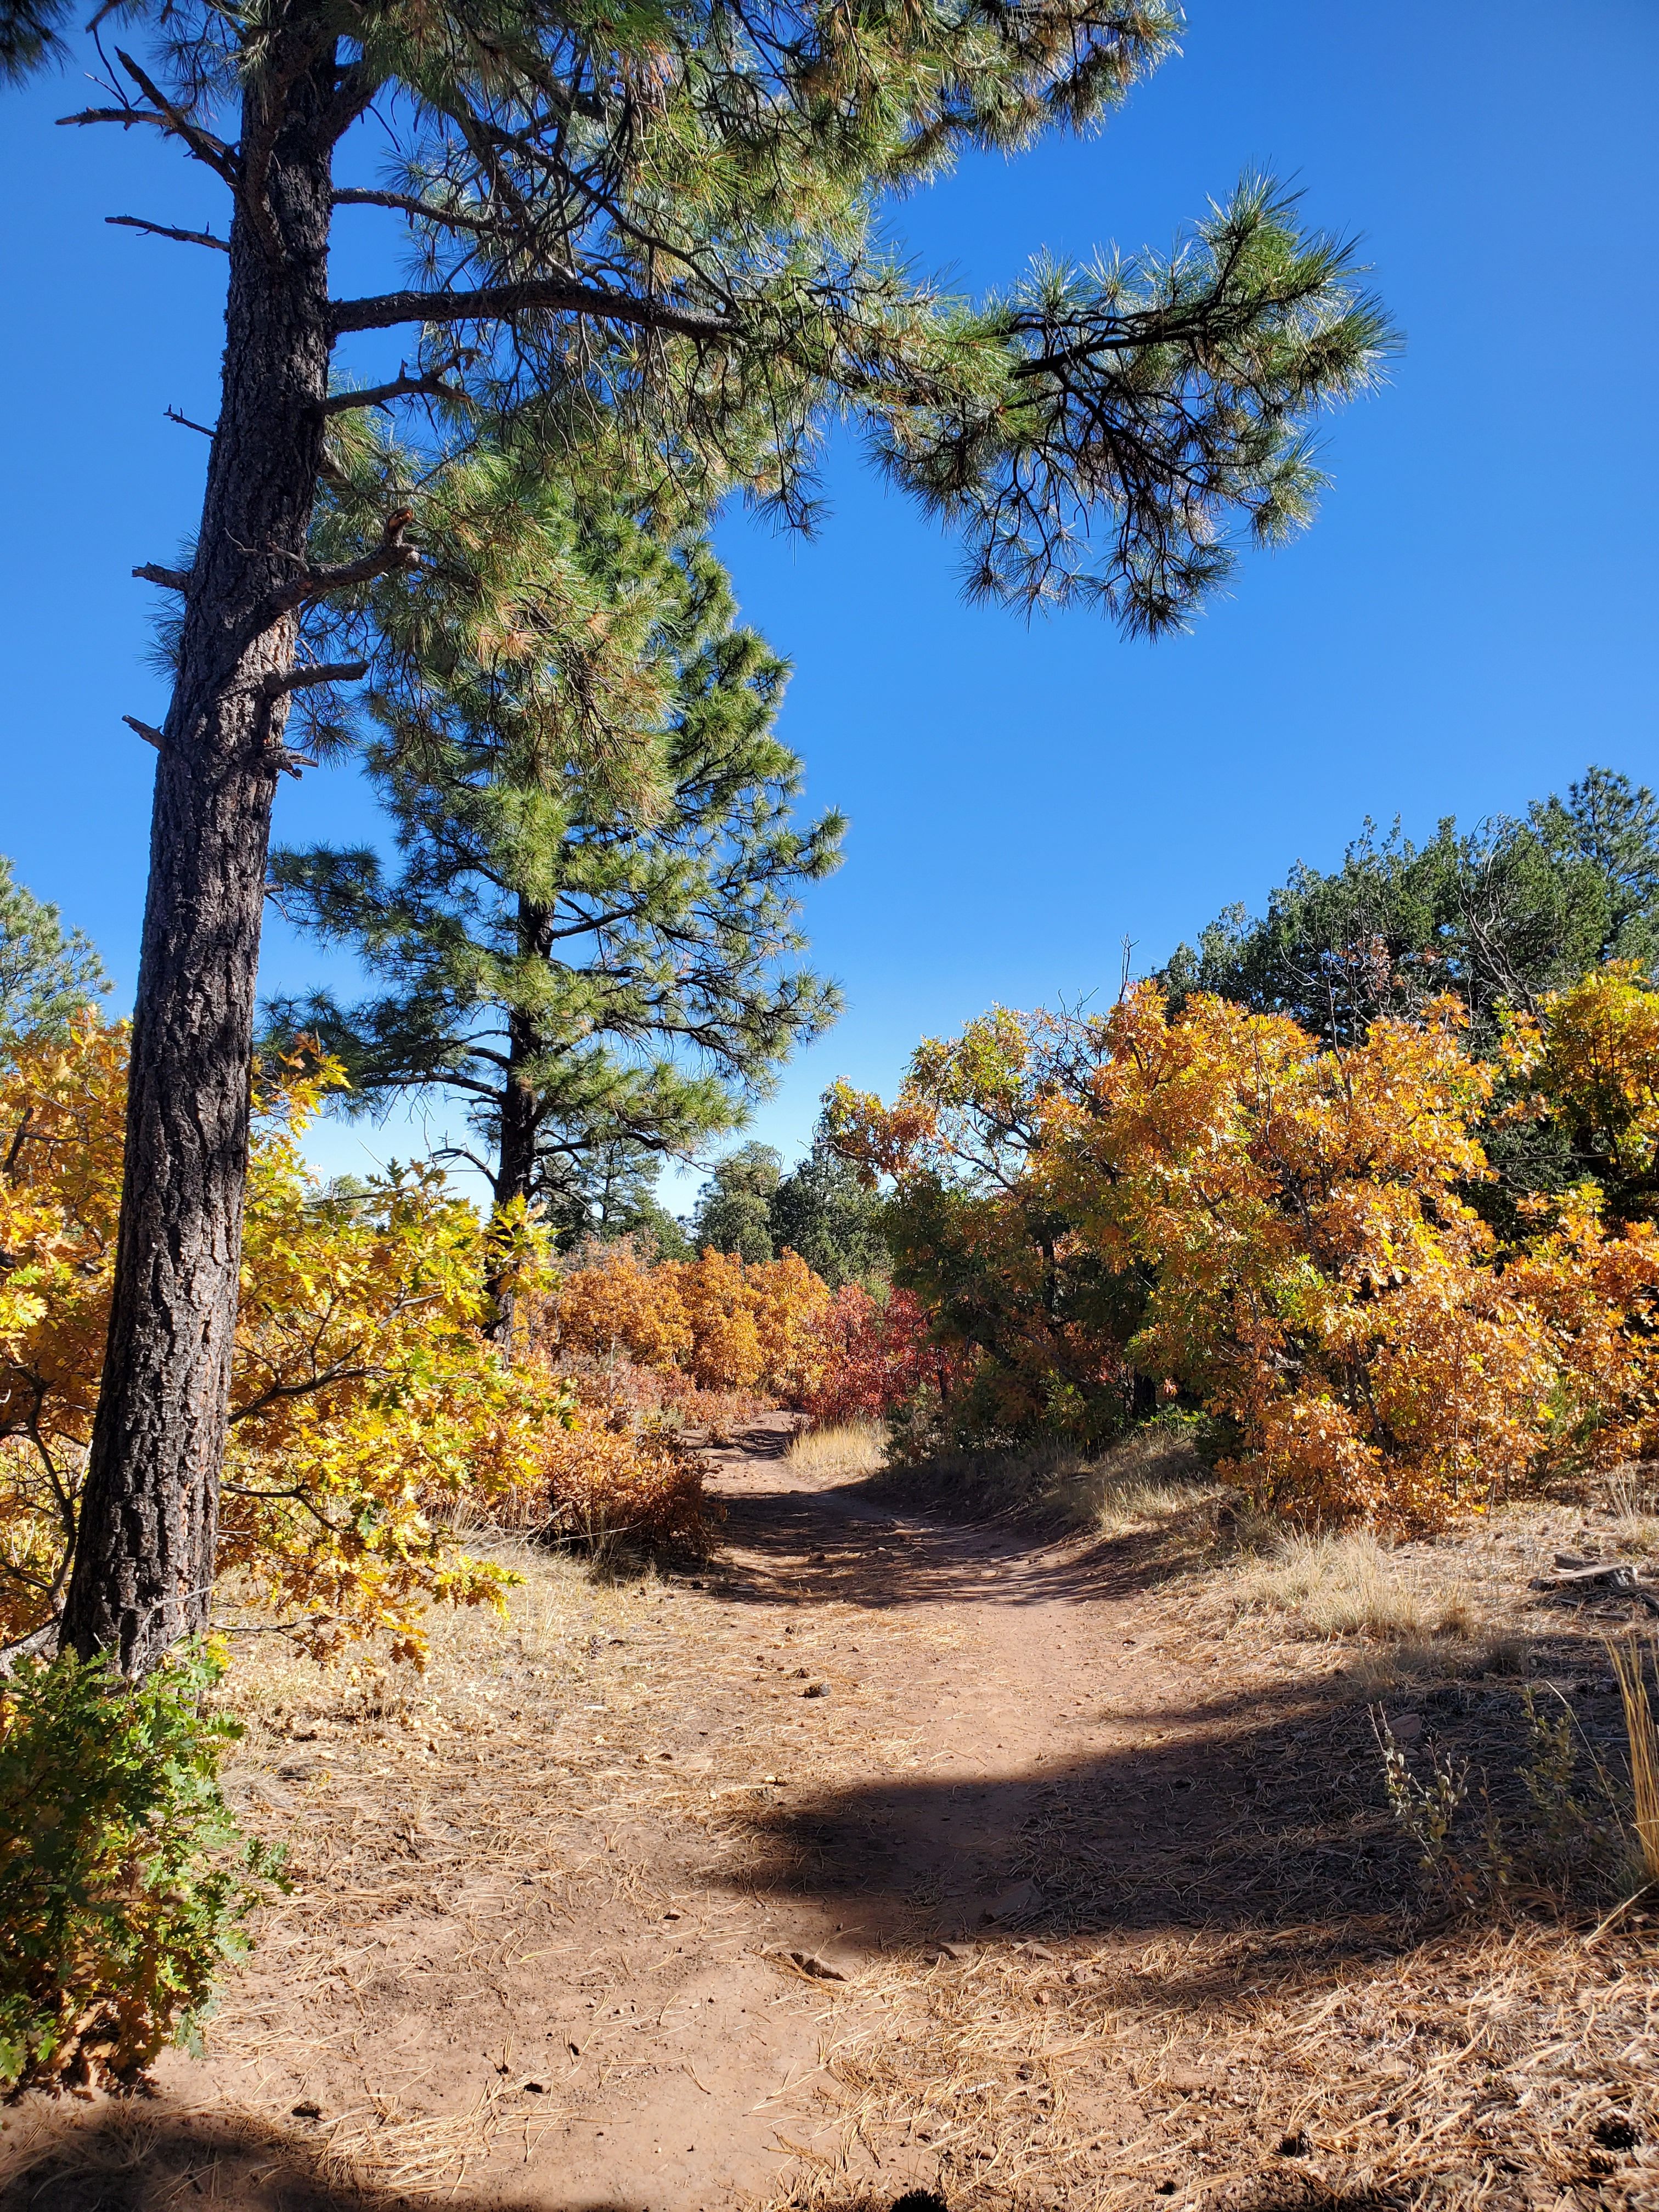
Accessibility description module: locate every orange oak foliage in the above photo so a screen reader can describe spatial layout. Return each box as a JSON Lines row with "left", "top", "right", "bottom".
{"left": 540, "top": 1244, "right": 833, "bottom": 1405}
{"left": 834, "top": 975, "right": 1659, "bottom": 1530}
{"left": 1043, "top": 986, "right": 1561, "bottom": 1526}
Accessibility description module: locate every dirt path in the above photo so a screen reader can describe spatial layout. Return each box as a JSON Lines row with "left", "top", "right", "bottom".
{"left": 7, "top": 1427, "right": 1657, "bottom": 2211}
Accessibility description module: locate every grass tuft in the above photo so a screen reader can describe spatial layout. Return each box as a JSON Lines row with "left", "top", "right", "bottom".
{"left": 784, "top": 1419, "right": 888, "bottom": 1481}
{"left": 1236, "top": 1530, "right": 1477, "bottom": 1642}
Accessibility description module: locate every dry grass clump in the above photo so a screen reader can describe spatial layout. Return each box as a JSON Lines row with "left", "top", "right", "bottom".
{"left": 786, "top": 1419, "right": 888, "bottom": 1481}
{"left": 878, "top": 1421, "right": 1224, "bottom": 1553}
{"left": 1604, "top": 1462, "right": 1659, "bottom": 1559}
{"left": 1235, "top": 1529, "right": 1479, "bottom": 1643}
{"left": 1073, "top": 1424, "right": 1223, "bottom": 1541}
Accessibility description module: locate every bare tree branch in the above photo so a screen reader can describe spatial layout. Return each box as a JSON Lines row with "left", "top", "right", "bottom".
{"left": 332, "top": 186, "right": 495, "bottom": 235}
{"left": 133, "top": 562, "right": 190, "bottom": 592}
{"left": 111, "top": 52, "right": 239, "bottom": 188}
{"left": 124, "top": 714, "right": 165, "bottom": 749}
{"left": 106, "top": 213, "right": 229, "bottom": 251}
{"left": 318, "top": 373, "right": 467, "bottom": 416}
{"left": 331, "top": 278, "right": 733, "bottom": 345}
{"left": 264, "top": 659, "right": 369, "bottom": 696}
{"left": 266, "top": 509, "right": 419, "bottom": 618}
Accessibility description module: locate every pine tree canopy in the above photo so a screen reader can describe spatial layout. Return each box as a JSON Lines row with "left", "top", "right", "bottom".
{"left": 767, "top": 1120, "right": 890, "bottom": 1287}
{"left": 266, "top": 428, "right": 843, "bottom": 1212}
{"left": 689, "top": 1117, "right": 889, "bottom": 1285}
{"left": 0, "top": 856, "right": 109, "bottom": 1054}
{"left": 1163, "top": 768, "right": 1659, "bottom": 1050}
{"left": 29, "top": 0, "right": 1391, "bottom": 631}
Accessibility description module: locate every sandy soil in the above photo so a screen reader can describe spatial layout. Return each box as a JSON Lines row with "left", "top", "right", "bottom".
{"left": 4, "top": 1423, "right": 1658, "bottom": 2210}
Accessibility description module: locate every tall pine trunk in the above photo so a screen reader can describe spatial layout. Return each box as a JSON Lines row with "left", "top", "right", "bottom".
{"left": 484, "top": 898, "right": 554, "bottom": 1346}
{"left": 61, "top": 50, "right": 336, "bottom": 1675}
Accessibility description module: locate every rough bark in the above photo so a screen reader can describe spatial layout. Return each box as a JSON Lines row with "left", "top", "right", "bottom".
{"left": 61, "top": 44, "right": 338, "bottom": 1674}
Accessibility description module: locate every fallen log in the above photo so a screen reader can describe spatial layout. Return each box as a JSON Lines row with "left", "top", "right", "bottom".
{"left": 1532, "top": 1560, "right": 1659, "bottom": 1615}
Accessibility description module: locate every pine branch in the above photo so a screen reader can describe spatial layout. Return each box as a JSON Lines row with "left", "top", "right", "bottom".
{"left": 266, "top": 509, "right": 419, "bottom": 618}
{"left": 330, "top": 278, "right": 733, "bottom": 345}
{"left": 106, "top": 213, "right": 229, "bottom": 251}
{"left": 318, "top": 373, "right": 467, "bottom": 416}
{"left": 332, "top": 187, "right": 496, "bottom": 235}
{"left": 133, "top": 563, "right": 190, "bottom": 592}
{"left": 124, "top": 714, "right": 165, "bottom": 749}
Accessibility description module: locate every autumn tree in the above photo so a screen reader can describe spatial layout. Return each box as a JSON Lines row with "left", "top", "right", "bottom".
{"left": 267, "top": 431, "right": 840, "bottom": 1329}
{"left": 829, "top": 1009, "right": 1146, "bottom": 1448}
{"left": 7, "top": 0, "right": 1390, "bottom": 1672}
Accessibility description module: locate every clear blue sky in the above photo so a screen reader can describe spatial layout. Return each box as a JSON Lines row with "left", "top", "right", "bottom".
{"left": 2, "top": 1, "right": 1655, "bottom": 1205}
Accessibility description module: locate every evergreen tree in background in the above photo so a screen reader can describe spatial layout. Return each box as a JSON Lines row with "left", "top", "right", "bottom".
{"left": 268, "top": 435, "right": 841, "bottom": 1328}
{"left": 689, "top": 1143, "right": 782, "bottom": 1264}
{"left": 768, "top": 1121, "right": 890, "bottom": 1288}
{"left": 690, "top": 1115, "right": 889, "bottom": 1285}
{"left": 1164, "top": 768, "right": 1659, "bottom": 1048}
{"left": 540, "top": 1137, "right": 693, "bottom": 1260}
{"left": 4, "top": 0, "right": 1391, "bottom": 1673}
{"left": 0, "top": 857, "right": 108, "bottom": 1054}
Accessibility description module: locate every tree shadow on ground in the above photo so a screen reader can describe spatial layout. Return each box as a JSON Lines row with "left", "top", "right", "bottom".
{"left": 710, "top": 1472, "right": 1165, "bottom": 1610}
{"left": 731, "top": 1629, "right": 1626, "bottom": 1997}
{"left": 0, "top": 2103, "right": 649, "bottom": 2212}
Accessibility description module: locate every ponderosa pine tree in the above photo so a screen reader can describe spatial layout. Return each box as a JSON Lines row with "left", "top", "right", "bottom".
{"left": 6, "top": 0, "right": 1392, "bottom": 1671}
{"left": 265, "top": 432, "right": 841, "bottom": 1330}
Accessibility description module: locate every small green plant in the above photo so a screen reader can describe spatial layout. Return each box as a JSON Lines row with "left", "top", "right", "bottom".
{"left": 1374, "top": 1681, "right": 1640, "bottom": 1918}
{"left": 1374, "top": 1711, "right": 1469, "bottom": 1879}
{"left": 0, "top": 1643, "right": 283, "bottom": 2092}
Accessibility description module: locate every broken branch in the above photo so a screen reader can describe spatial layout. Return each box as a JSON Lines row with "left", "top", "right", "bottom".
{"left": 318, "top": 373, "right": 466, "bottom": 416}
{"left": 106, "top": 213, "right": 229, "bottom": 252}
{"left": 264, "top": 660, "right": 369, "bottom": 697}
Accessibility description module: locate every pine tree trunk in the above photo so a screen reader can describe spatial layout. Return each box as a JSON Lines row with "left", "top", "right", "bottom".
{"left": 484, "top": 901, "right": 558, "bottom": 1345}
{"left": 61, "top": 51, "right": 337, "bottom": 1675}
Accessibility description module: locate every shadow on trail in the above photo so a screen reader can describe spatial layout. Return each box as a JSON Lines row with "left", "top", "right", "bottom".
{"left": 0, "top": 2104, "right": 670, "bottom": 2212}
{"left": 736, "top": 1669, "right": 1415, "bottom": 1949}
{"left": 712, "top": 1474, "right": 1142, "bottom": 1611}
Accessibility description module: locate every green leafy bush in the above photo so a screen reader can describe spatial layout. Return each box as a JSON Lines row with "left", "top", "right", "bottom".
{"left": 0, "top": 1644, "right": 282, "bottom": 2091}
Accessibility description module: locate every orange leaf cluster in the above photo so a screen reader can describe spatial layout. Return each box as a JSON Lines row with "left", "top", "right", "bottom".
{"left": 541, "top": 1244, "right": 833, "bottom": 1403}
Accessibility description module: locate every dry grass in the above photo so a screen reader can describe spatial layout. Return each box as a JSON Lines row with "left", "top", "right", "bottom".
{"left": 1071, "top": 1424, "right": 1224, "bottom": 1541}
{"left": 1234, "top": 1528, "right": 1481, "bottom": 1643}
{"left": 877, "top": 1421, "right": 1227, "bottom": 1555}
{"left": 785, "top": 1419, "right": 889, "bottom": 1482}
{"left": 764, "top": 1920, "right": 1659, "bottom": 2211}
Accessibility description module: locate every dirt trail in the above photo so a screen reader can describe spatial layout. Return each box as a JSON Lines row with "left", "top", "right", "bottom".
{"left": 9, "top": 1427, "right": 1656, "bottom": 2210}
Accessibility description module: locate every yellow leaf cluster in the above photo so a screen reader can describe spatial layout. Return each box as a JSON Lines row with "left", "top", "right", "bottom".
{"left": 0, "top": 1018, "right": 571, "bottom": 1662}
